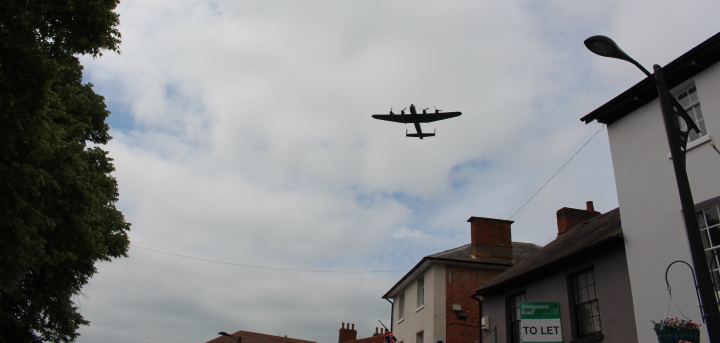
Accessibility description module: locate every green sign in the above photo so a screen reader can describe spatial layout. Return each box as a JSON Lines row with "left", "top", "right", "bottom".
{"left": 520, "top": 302, "right": 562, "bottom": 343}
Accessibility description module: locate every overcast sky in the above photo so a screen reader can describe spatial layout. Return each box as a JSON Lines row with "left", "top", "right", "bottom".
{"left": 75, "top": 1, "right": 720, "bottom": 342}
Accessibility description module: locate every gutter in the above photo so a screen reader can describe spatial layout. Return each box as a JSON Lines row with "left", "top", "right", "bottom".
{"left": 384, "top": 298, "right": 394, "bottom": 333}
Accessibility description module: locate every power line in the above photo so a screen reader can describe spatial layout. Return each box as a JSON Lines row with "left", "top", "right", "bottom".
{"left": 130, "top": 245, "right": 408, "bottom": 273}
{"left": 507, "top": 124, "right": 607, "bottom": 220}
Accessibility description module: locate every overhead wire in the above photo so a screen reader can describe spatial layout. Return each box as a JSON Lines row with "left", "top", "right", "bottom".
{"left": 129, "top": 124, "right": 606, "bottom": 272}
{"left": 130, "top": 245, "right": 408, "bottom": 273}
{"left": 507, "top": 124, "right": 607, "bottom": 220}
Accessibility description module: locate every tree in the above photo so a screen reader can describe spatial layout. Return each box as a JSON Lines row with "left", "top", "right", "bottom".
{"left": 0, "top": 1, "right": 130, "bottom": 342}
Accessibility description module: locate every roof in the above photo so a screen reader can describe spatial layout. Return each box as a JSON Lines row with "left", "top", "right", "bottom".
{"left": 206, "top": 330, "right": 317, "bottom": 343}
{"left": 474, "top": 208, "right": 622, "bottom": 296}
{"left": 382, "top": 241, "right": 541, "bottom": 298}
{"left": 345, "top": 335, "right": 384, "bottom": 343}
{"left": 581, "top": 31, "right": 720, "bottom": 125}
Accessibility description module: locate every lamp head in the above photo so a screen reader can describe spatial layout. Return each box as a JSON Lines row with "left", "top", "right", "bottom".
{"left": 584, "top": 35, "right": 634, "bottom": 63}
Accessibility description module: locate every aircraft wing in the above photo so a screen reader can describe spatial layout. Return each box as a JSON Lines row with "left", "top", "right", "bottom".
{"left": 372, "top": 111, "right": 462, "bottom": 124}
{"left": 372, "top": 114, "right": 410, "bottom": 123}
{"left": 425, "top": 111, "right": 462, "bottom": 122}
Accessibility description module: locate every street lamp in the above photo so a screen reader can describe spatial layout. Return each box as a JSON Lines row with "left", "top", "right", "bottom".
{"left": 218, "top": 332, "right": 242, "bottom": 343}
{"left": 585, "top": 35, "right": 720, "bottom": 342}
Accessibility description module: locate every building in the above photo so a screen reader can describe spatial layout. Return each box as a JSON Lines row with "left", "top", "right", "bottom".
{"left": 206, "top": 330, "right": 317, "bottom": 343}
{"left": 474, "top": 203, "right": 638, "bottom": 343}
{"left": 580, "top": 31, "right": 720, "bottom": 342}
{"left": 382, "top": 217, "right": 540, "bottom": 343}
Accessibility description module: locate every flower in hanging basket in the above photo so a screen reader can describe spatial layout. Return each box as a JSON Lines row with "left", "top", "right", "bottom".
{"left": 652, "top": 318, "right": 701, "bottom": 343}
{"left": 652, "top": 317, "right": 701, "bottom": 329}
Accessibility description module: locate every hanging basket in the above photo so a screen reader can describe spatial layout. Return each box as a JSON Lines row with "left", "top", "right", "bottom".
{"left": 654, "top": 326, "right": 701, "bottom": 343}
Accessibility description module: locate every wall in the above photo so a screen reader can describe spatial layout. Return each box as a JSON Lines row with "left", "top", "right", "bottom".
{"left": 393, "top": 264, "right": 445, "bottom": 343}
{"left": 606, "top": 62, "right": 720, "bottom": 343}
{"left": 479, "top": 244, "right": 637, "bottom": 343}
{"left": 445, "top": 265, "right": 504, "bottom": 343}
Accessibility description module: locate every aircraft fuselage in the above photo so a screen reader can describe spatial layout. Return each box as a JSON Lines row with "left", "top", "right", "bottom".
{"left": 408, "top": 104, "right": 426, "bottom": 139}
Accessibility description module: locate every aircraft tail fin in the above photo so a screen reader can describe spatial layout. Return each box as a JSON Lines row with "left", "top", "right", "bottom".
{"left": 406, "top": 133, "right": 435, "bottom": 138}
{"left": 406, "top": 128, "right": 436, "bottom": 139}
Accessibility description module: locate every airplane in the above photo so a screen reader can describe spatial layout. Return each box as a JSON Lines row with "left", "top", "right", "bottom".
{"left": 372, "top": 104, "right": 462, "bottom": 139}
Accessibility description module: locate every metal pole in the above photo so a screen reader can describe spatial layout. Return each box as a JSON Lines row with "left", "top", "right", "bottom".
{"left": 654, "top": 64, "right": 720, "bottom": 341}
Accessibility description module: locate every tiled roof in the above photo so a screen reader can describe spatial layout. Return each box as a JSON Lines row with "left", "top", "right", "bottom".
{"left": 474, "top": 208, "right": 622, "bottom": 295}
{"left": 345, "top": 335, "right": 384, "bottom": 343}
{"left": 206, "top": 330, "right": 317, "bottom": 343}
{"left": 383, "top": 241, "right": 542, "bottom": 298}
{"left": 427, "top": 242, "right": 541, "bottom": 264}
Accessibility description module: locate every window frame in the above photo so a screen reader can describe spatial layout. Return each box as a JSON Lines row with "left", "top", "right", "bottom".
{"left": 397, "top": 293, "right": 406, "bottom": 323}
{"left": 505, "top": 292, "right": 525, "bottom": 343}
{"left": 416, "top": 331, "right": 424, "bottom": 343}
{"left": 674, "top": 84, "right": 708, "bottom": 145}
{"left": 567, "top": 268, "right": 604, "bottom": 343}
{"left": 696, "top": 202, "right": 720, "bottom": 288}
{"left": 416, "top": 277, "right": 425, "bottom": 311}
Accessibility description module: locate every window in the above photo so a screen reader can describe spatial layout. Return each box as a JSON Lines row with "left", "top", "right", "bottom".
{"left": 416, "top": 331, "right": 424, "bottom": 343}
{"left": 675, "top": 85, "right": 708, "bottom": 143}
{"left": 398, "top": 293, "right": 405, "bottom": 321}
{"left": 571, "top": 269, "right": 602, "bottom": 336}
{"left": 506, "top": 292, "right": 525, "bottom": 343}
{"left": 697, "top": 204, "right": 720, "bottom": 286}
{"left": 416, "top": 277, "right": 425, "bottom": 309}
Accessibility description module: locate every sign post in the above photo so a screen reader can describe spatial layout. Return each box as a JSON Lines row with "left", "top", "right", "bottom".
{"left": 519, "top": 302, "right": 562, "bottom": 343}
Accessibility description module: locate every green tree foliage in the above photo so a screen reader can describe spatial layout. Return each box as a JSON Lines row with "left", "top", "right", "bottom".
{"left": 0, "top": 1, "right": 130, "bottom": 342}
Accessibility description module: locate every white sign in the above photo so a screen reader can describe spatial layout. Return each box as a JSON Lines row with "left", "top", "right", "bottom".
{"left": 519, "top": 302, "right": 562, "bottom": 343}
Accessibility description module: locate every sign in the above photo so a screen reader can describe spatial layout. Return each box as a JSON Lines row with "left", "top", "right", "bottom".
{"left": 519, "top": 302, "right": 562, "bottom": 343}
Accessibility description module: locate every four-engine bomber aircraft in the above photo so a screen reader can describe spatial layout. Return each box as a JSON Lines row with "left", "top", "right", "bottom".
{"left": 372, "top": 104, "right": 461, "bottom": 139}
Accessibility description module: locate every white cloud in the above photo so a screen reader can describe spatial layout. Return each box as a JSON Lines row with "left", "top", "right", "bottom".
{"left": 75, "top": 1, "right": 720, "bottom": 342}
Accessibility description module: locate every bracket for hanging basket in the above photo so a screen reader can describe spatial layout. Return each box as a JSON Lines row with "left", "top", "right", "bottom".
{"left": 665, "top": 261, "right": 704, "bottom": 323}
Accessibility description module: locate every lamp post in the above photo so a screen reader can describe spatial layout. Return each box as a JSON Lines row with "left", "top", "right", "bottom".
{"left": 584, "top": 35, "right": 720, "bottom": 342}
{"left": 218, "top": 331, "right": 242, "bottom": 343}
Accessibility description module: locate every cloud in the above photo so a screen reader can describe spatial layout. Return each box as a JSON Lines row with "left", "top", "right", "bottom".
{"left": 393, "top": 226, "right": 432, "bottom": 241}
{"left": 74, "top": 1, "right": 720, "bottom": 342}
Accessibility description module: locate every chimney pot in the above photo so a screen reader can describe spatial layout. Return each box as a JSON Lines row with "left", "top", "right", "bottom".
{"left": 557, "top": 202, "right": 601, "bottom": 235}
{"left": 338, "top": 322, "right": 357, "bottom": 343}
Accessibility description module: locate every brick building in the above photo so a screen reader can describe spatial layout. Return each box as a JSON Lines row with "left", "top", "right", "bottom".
{"left": 382, "top": 217, "right": 540, "bottom": 343}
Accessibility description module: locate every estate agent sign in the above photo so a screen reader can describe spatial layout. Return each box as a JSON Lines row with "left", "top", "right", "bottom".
{"left": 519, "top": 302, "right": 562, "bottom": 343}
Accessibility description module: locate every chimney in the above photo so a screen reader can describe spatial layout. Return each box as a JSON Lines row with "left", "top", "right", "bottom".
{"left": 339, "top": 323, "right": 357, "bottom": 343}
{"left": 373, "top": 327, "right": 383, "bottom": 337}
{"left": 557, "top": 201, "right": 601, "bottom": 235}
{"left": 466, "top": 217, "right": 514, "bottom": 262}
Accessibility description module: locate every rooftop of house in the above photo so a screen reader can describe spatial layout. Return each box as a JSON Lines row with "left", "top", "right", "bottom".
{"left": 344, "top": 334, "right": 384, "bottom": 343}
{"left": 382, "top": 241, "right": 542, "bottom": 298}
{"left": 474, "top": 208, "right": 622, "bottom": 296}
{"left": 206, "top": 330, "right": 317, "bottom": 343}
{"left": 581, "top": 31, "right": 720, "bottom": 125}
{"left": 427, "top": 241, "right": 542, "bottom": 264}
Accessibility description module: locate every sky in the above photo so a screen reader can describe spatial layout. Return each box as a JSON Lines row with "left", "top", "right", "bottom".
{"left": 74, "top": 1, "right": 720, "bottom": 342}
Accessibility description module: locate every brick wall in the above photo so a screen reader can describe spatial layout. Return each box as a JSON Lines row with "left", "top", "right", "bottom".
{"left": 556, "top": 203, "right": 600, "bottom": 235}
{"left": 468, "top": 217, "right": 513, "bottom": 248}
{"left": 339, "top": 323, "right": 357, "bottom": 343}
{"left": 445, "top": 266, "right": 505, "bottom": 343}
